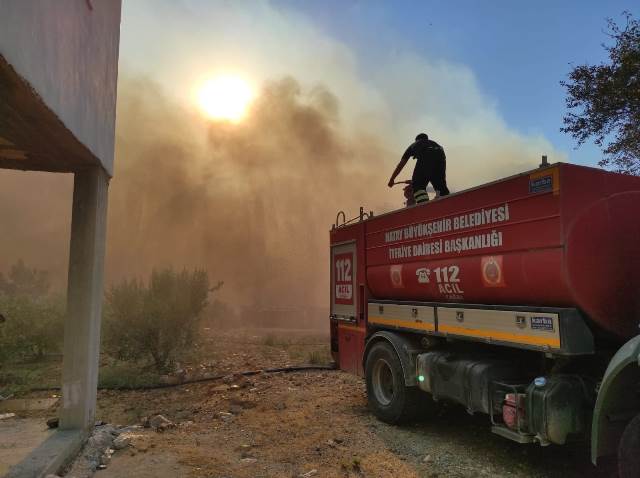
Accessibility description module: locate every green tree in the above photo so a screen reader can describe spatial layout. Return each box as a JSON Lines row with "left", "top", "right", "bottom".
{"left": 561, "top": 12, "right": 640, "bottom": 174}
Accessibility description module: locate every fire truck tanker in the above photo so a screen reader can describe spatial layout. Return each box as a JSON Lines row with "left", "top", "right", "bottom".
{"left": 329, "top": 162, "right": 640, "bottom": 475}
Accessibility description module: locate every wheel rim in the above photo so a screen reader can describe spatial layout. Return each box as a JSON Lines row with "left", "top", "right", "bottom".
{"left": 372, "top": 358, "right": 395, "bottom": 406}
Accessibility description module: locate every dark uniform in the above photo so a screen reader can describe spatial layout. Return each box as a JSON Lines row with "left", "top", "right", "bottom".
{"left": 401, "top": 137, "right": 450, "bottom": 203}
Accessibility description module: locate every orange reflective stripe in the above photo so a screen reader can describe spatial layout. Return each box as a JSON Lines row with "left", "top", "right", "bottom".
{"left": 438, "top": 324, "right": 560, "bottom": 348}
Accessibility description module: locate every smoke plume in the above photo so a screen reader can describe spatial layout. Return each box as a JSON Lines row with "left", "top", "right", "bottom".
{"left": 107, "top": 75, "right": 390, "bottom": 310}
{"left": 0, "top": 75, "right": 392, "bottom": 314}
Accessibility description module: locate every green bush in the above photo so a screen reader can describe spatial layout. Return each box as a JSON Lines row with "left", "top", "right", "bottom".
{"left": 0, "top": 294, "right": 65, "bottom": 364}
{"left": 98, "top": 362, "right": 162, "bottom": 389}
{"left": 0, "top": 260, "right": 64, "bottom": 366}
{"left": 102, "top": 268, "right": 220, "bottom": 372}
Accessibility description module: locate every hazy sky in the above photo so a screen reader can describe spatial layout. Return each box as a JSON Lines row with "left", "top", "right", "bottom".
{"left": 279, "top": 0, "right": 638, "bottom": 167}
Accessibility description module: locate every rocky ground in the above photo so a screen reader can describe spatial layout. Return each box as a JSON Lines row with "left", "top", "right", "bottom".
{"left": 8, "top": 329, "right": 617, "bottom": 477}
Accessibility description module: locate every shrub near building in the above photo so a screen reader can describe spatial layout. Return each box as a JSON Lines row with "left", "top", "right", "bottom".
{"left": 102, "top": 268, "right": 221, "bottom": 372}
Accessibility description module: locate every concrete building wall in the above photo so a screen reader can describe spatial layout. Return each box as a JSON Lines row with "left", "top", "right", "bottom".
{"left": 1, "top": 2, "right": 122, "bottom": 474}
{"left": 0, "top": 0, "right": 121, "bottom": 175}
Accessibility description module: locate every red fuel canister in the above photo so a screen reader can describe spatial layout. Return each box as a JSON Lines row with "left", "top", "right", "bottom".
{"left": 503, "top": 393, "right": 526, "bottom": 430}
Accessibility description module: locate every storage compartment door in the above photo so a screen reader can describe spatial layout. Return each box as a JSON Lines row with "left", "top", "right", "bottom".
{"left": 331, "top": 242, "right": 357, "bottom": 321}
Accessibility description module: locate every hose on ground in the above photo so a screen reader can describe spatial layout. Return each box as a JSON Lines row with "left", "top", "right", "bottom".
{"left": 25, "top": 363, "right": 338, "bottom": 392}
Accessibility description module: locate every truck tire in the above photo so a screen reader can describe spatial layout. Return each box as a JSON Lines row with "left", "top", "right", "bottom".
{"left": 618, "top": 413, "right": 640, "bottom": 478}
{"left": 365, "top": 341, "right": 431, "bottom": 424}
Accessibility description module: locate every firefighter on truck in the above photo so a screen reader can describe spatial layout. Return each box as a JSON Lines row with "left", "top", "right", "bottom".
{"left": 388, "top": 133, "right": 450, "bottom": 204}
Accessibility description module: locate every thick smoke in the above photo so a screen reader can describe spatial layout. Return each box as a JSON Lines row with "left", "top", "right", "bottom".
{"left": 0, "top": 76, "right": 392, "bottom": 317}
{"left": 0, "top": 169, "right": 72, "bottom": 281}
{"left": 107, "top": 75, "right": 391, "bottom": 310}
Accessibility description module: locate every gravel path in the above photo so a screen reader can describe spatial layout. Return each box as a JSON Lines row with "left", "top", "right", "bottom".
{"left": 87, "top": 369, "right": 614, "bottom": 478}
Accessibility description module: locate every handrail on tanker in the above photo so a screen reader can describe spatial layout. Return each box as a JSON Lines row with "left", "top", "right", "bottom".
{"left": 333, "top": 207, "right": 374, "bottom": 229}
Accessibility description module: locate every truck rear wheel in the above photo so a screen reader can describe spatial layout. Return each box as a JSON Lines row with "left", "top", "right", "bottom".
{"left": 365, "top": 341, "right": 433, "bottom": 424}
{"left": 618, "top": 413, "right": 640, "bottom": 478}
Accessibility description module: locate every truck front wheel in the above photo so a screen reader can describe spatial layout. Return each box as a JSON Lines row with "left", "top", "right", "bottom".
{"left": 618, "top": 413, "right": 640, "bottom": 478}
{"left": 365, "top": 341, "right": 432, "bottom": 424}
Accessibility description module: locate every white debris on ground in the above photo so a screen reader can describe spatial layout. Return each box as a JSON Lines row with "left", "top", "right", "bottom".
{"left": 63, "top": 422, "right": 149, "bottom": 478}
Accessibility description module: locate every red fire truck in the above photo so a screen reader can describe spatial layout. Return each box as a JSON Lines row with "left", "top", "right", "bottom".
{"left": 329, "top": 162, "right": 640, "bottom": 475}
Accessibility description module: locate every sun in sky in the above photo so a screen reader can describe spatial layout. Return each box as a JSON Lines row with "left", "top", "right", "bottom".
{"left": 197, "top": 75, "right": 255, "bottom": 122}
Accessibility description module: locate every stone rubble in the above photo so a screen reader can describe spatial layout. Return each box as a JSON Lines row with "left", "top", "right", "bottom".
{"left": 46, "top": 417, "right": 59, "bottom": 428}
{"left": 112, "top": 435, "right": 131, "bottom": 450}
{"left": 63, "top": 423, "right": 141, "bottom": 478}
{"left": 144, "top": 414, "right": 175, "bottom": 431}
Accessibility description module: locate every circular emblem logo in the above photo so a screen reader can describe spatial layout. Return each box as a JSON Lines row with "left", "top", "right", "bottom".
{"left": 390, "top": 265, "right": 404, "bottom": 288}
{"left": 481, "top": 256, "right": 504, "bottom": 287}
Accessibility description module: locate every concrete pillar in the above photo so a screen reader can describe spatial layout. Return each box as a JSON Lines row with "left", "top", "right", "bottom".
{"left": 59, "top": 166, "right": 109, "bottom": 430}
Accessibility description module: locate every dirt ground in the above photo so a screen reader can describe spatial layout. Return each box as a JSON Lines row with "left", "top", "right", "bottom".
{"left": 7, "top": 329, "right": 617, "bottom": 477}
{"left": 0, "top": 417, "right": 53, "bottom": 476}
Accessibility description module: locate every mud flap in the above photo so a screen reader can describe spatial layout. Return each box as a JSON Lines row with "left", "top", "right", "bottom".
{"left": 363, "top": 331, "right": 423, "bottom": 386}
